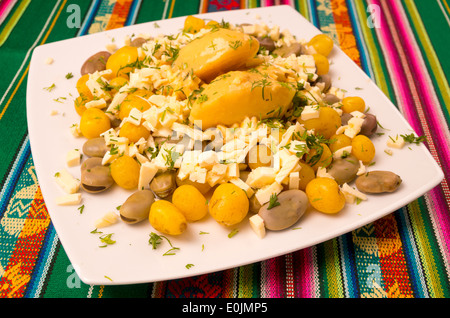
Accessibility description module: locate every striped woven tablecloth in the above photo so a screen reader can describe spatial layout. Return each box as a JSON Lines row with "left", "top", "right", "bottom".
{"left": 0, "top": 0, "right": 449, "bottom": 299}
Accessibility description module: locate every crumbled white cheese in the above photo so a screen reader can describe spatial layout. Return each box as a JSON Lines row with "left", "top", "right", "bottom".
{"left": 54, "top": 169, "right": 80, "bottom": 194}
{"left": 246, "top": 167, "right": 277, "bottom": 189}
{"left": 340, "top": 183, "right": 367, "bottom": 204}
{"left": 289, "top": 171, "right": 300, "bottom": 190}
{"left": 255, "top": 182, "right": 283, "bottom": 205}
{"left": 387, "top": 135, "right": 406, "bottom": 149}
{"left": 94, "top": 211, "right": 118, "bottom": 228}
{"left": 316, "top": 167, "right": 334, "bottom": 179}
{"left": 300, "top": 106, "right": 320, "bottom": 121}
{"left": 55, "top": 193, "right": 82, "bottom": 206}
{"left": 333, "top": 146, "right": 352, "bottom": 159}
{"left": 229, "top": 177, "right": 254, "bottom": 198}
{"left": 66, "top": 149, "right": 81, "bottom": 167}
{"left": 249, "top": 214, "right": 266, "bottom": 239}
{"left": 138, "top": 162, "right": 158, "bottom": 190}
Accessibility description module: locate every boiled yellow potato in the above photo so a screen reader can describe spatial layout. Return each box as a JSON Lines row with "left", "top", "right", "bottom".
{"left": 172, "top": 185, "right": 209, "bottom": 222}
{"left": 106, "top": 46, "right": 141, "bottom": 78}
{"left": 209, "top": 183, "right": 249, "bottom": 226}
{"left": 298, "top": 106, "right": 341, "bottom": 139}
{"left": 149, "top": 200, "right": 187, "bottom": 236}
{"left": 189, "top": 70, "right": 296, "bottom": 129}
{"left": 306, "top": 177, "right": 346, "bottom": 214}
{"left": 79, "top": 107, "right": 111, "bottom": 139}
{"left": 174, "top": 28, "right": 259, "bottom": 83}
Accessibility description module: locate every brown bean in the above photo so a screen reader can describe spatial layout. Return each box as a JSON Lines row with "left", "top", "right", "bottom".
{"left": 80, "top": 157, "right": 114, "bottom": 193}
{"left": 80, "top": 51, "right": 111, "bottom": 75}
{"left": 258, "top": 190, "right": 308, "bottom": 231}
{"left": 257, "top": 36, "right": 276, "bottom": 52}
{"left": 273, "top": 42, "right": 303, "bottom": 57}
{"left": 355, "top": 170, "right": 402, "bottom": 193}
{"left": 360, "top": 113, "right": 378, "bottom": 137}
{"left": 130, "top": 37, "right": 147, "bottom": 47}
{"left": 322, "top": 93, "right": 340, "bottom": 105}
{"left": 327, "top": 155, "right": 360, "bottom": 185}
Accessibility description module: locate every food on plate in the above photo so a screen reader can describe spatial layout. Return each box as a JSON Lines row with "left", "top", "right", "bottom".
{"left": 149, "top": 199, "right": 187, "bottom": 235}
{"left": 326, "top": 155, "right": 360, "bottom": 185}
{"left": 355, "top": 171, "right": 402, "bottom": 193}
{"left": 110, "top": 155, "right": 141, "bottom": 189}
{"left": 80, "top": 157, "right": 114, "bottom": 193}
{"left": 174, "top": 28, "right": 260, "bottom": 83}
{"left": 150, "top": 170, "right": 177, "bottom": 198}
{"left": 208, "top": 183, "right": 249, "bottom": 226}
{"left": 119, "top": 190, "right": 155, "bottom": 224}
{"left": 258, "top": 190, "right": 308, "bottom": 230}
{"left": 82, "top": 137, "right": 108, "bottom": 158}
{"left": 189, "top": 69, "right": 296, "bottom": 128}
{"left": 172, "top": 184, "right": 209, "bottom": 222}
{"left": 305, "top": 177, "right": 346, "bottom": 214}
{"left": 79, "top": 107, "right": 111, "bottom": 139}
{"left": 80, "top": 51, "right": 111, "bottom": 75}
{"left": 61, "top": 15, "right": 405, "bottom": 238}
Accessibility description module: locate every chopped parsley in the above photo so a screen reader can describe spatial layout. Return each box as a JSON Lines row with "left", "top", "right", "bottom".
{"left": 229, "top": 40, "right": 242, "bottom": 50}
{"left": 98, "top": 233, "right": 116, "bottom": 248}
{"left": 148, "top": 232, "right": 180, "bottom": 255}
{"left": 401, "top": 133, "right": 426, "bottom": 145}
{"left": 267, "top": 193, "right": 281, "bottom": 210}
{"left": 43, "top": 83, "right": 56, "bottom": 92}
{"left": 228, "top": 228, "right": 239, "bottom": 238}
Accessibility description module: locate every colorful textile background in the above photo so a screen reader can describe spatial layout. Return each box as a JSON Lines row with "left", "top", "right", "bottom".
{"left": 0, "top": 0, "right": 449, "bottom": 298}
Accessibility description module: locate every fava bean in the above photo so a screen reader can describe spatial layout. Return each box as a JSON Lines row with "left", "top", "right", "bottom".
{"left": 258, "top": 190, "right": 308, "bottom": 231}
{"left": 120, "top": 190, "right": 155, "bottom": 224}
{"left": 80, "top": 51, "right": 111, "bottom": 75}
{"left": 80, "top": 157, "right": 114, "bottom": 193}
{"left": 355, "top": 171, "right": 402, "bottom": 193}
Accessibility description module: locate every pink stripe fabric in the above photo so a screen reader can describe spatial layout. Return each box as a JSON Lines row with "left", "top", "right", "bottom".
{"left": 0, "top": 0, "right": 17, "bottom": 20}
{"left": 294, "top": 247, "right": 316, "bottom": 298}
{"left": 372, "top": 0, "right": 450, "bottom": 265}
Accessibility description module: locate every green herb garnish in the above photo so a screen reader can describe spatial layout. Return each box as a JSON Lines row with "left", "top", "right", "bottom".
{"left": 267, "top": 193, "right": 281, "bottom": 210}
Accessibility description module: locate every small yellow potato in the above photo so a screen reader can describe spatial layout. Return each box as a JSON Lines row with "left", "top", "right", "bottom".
{"left": 149, "top": 200, "right": 187, "bottom": 236}
{"left": 342, "top": 96, "right": 366, "bottom": 113}
{"left": 109, "top": 76, "right": 128, "bottom": 94}
{"left": 106, "top": 46, "right": 141, "bottom": 78}
{"left": 305, "top": 143, "right": 333, "bottom": 171}
{"left": 118, "top": 89, "right": 152, "bottom": 120}
{"left": 189, "top": 70, "right": 296, "bottom": 129}
{"left": 306, "top": 177, "right": 346, "bottom": 214}
{"left": 172, "top": 185, "right": 209, "bottom": 222}
{"left": 110, "top": 155, "right": 140, "bottom": 190}
{"left": 312, "top": 53, "right": 329, "bottom": 75}
{"left": 174, "top": 28, "right": 259, "bottom": 83}
{"left": 119, "top": 121, "right": 150, "bottom": 143}
{"left": 209, "top": 183, "right": 249, "bottom": 226}
{"left": 297, "top": 161, "right": 316, "bottom": 191}
{"left": 206, "top": 20, "right": 220, "bottom": 29}
{"left": 79, "top": 107, "right": 111, "bottom": 139}
{"left": 308, "top": 34, "right": 334, "bottom": 57}
{"left": 74, "top": 95, "right": 87, "bottom": 116}
{"left": 351, "top": 134, "right": 375, "bottom": 164}
{"left": 298, "top": 106, "right": 342, "bottom": 139}
{"left": 329, "top": 134, "right": 352, "bottom": 153}
{"left": 176, "top": 176, "right": 212, "bottom": 195}
{"left": 183, "top": 15, "right": 206, "bottom": 34}
{"left": 76, "top": 74, "right": 94, "bottom": 100}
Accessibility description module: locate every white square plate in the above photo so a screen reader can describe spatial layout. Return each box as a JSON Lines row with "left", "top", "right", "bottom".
{"left": 27, "top": 6, "right": 443, "bottom": 285}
